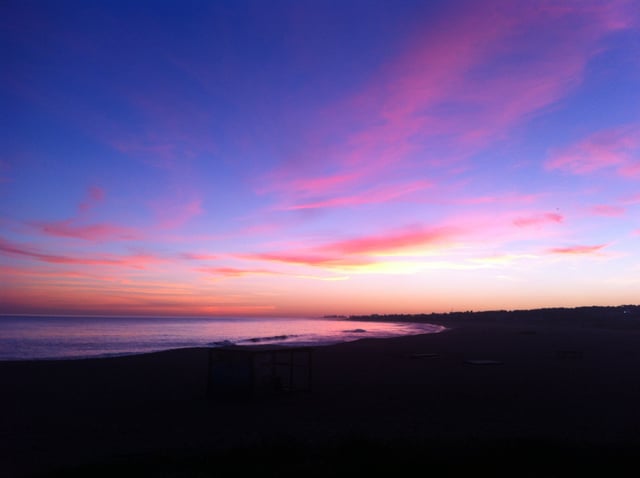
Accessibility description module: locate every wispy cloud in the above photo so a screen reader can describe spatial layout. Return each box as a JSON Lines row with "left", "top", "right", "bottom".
{"left": 453, "top": 193, "right": 542, "bottom": 206}
{"left": 261, "top": 1, "right": 630, "bottom": 213}
{"left": 513, "top": 213, "right": 564, "bottom": 227}
{"left": 471, "top": 253, "right": 539, "bottom": 266}
{"left": 150, "top": 197, "right": 203, "bottom": 230}
{"left": 620, "top": 162, "right": 640, "bottom": 178}
{"left": 320, "top": 226, "right": 459, "bottom": 256}
{"left": 622, "top": 193, "right": 640, "bottom": 206}
{"left": 244, "top": 225, "right": 461, "bottom": 269}
{"left": 243, "top": 252, "right": 367, "bottom": 268}
{"left": 547, "top": 244, "right": 607, "bottom": 255}
{"left": 0, "top": 284, "right": 277, "bottom": 317}
{"left": 33, "top": 220, "right": 138, "bottom": 241}
{"left": 197, "top": 266, "right": 277, "bottom": 278}
{"left": 78, "top": 186, "right": 105, "bottom": 213}
{"left": 279, "top": 180, "right": 431, "bottom": 211}
{"left": 179, "top": 252, "right": 218, "bottom": 261}
{"left": 0, "top": 237, "right": 165, "bottom": 269}
{"left": 546, "top": 124, "right": 640, "bottom": 177}
{"left": 589, "top": 205, "right": 626, "bottom": 217}
{"left": 245, "top": 206, "right": 574, "bottom": 271}
{"left": 0, "top": 265, "right": 108, "bottom": 281}
{"left": 29, "top": 186, "right": 139, "bottom": 242}
{"left": 196, "top": 265, "right": 349, "bottom": 282}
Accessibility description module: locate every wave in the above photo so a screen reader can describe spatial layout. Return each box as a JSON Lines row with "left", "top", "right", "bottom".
{"left": 209, "top": 340, "right": 236, "bottom": 347}
{"left": 244, "top": 334, "right": 299, "bottom": 343}
{"left": 212, "top": 334, "right": 302, "bottom": 345}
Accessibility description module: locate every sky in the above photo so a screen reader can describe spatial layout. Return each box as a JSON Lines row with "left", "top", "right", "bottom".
{"left": 1, "top": 0, "right": 639, "bottom": 317}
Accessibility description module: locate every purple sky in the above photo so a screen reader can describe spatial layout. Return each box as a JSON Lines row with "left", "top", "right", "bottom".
{"left": 1, "top": 0, "right": 639, "bottom": 317}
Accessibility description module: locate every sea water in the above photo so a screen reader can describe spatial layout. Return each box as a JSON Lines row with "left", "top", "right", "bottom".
{"left": 0, "top": 315, "right": 444, "bottom": 361}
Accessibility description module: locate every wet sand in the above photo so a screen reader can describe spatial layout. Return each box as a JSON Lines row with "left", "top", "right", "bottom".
{"left": 2, "top": 315, "right": 640, "bottom": 476}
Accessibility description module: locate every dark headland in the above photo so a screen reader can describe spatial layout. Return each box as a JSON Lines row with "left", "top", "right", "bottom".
{"left": 2, "top": 305, "right": 640, "bottom": 477}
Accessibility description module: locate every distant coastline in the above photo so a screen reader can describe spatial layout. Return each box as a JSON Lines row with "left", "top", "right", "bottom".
{"left": 340, "top": 304, "right": 640, "bottom": 323}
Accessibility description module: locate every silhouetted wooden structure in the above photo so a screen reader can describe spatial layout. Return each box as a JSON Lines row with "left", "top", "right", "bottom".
{"left": 207, "top": 346, "right": 313, "bottom": 399}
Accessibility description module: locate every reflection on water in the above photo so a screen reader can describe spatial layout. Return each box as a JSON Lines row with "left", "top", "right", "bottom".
{"left": 0, "top": 316, "right": 445, "bottom": 361}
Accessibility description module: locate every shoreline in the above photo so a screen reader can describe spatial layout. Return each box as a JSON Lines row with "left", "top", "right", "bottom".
{"left": 0, "top": 316, "right": 442, "bottom": 362}
{"left": 2, "top": 314, "right": 640, "bottom": 476}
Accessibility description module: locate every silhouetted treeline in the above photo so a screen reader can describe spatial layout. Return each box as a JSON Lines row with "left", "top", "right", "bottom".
{"left": 344, "top": 305, "right": 640, "bottom": 323}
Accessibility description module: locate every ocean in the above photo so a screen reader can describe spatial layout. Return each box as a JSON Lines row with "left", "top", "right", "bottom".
{"left": 0, "top": 315, "right": 444, "bottom": 361}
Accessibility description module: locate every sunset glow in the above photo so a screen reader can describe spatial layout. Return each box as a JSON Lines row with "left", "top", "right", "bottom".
{"left": 2, "top": 0, "right": 639, "bottom": 317}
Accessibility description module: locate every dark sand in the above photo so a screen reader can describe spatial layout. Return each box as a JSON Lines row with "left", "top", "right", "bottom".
{"left": 2, "top": 315, "right": 640, "bottom": 477}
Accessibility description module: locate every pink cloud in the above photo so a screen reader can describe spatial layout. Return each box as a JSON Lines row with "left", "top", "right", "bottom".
{"left": 622, "top": 193, "right": 640, "bottom": 205}
{"left": 513, "top": 213, "right": 564, "bottom": 228}
{"left": 244, "top": 225, "right": 461, "bottom": 268}
{"left": 454, "top": 193, "right": 541, "bottom": 206}
{"left": 78, "top": 186, "right": 106, "bottom": 213}
{"left": 0, "top": 265, "right": 90, "bottom": 280}
{"left": 197, "top": 267, "right": 277, "bottom": 277}
{"left": 0, "top": 264, "right": 130, "bottom": 283}
{"left": 286, "top": 173, "right": 361, "bottom": 197}
{"left": 262, "top": 1, "right": 630, "bottom": 211}
{"left": 281, "top": 180, "right": 431, "bottom": 211}
{"left": 150, "top": 198, "right": 203, "bottom": 230}
{"left": 590, "top": 205, "right": 626, "bottom": 217}
{"left": 0, "top": 282, "right": 277, "bottom": 317}
{"left": 0, "top": 237, "right": 165, "bottom": 269}
{"left": 546, "top": 124, "right": 640, "bottom": 176}
{"left": 180, "top": 252, "right": 218, "bottom": 261}
{"left": 548, "top": 244, "right": 607, "bottom": 255}
{"left": 33, "top": 219, "right": 138, "bottom": 241}
{"left": 239, "top": 223, "right": 284, "bottom": 236}
{"left": 29, "top": 186, "right": 140, "bottom": 242}
{"left": 244, "top": 208, "right": 581, "bottom": 269}
{"left": 620, "top": 162, "right": 640, "bottom": 177}
{"left": 321, "top": 226, "right": 459, "bottom": 256}
{"left": 244, "top": 252, "right": 370, "bottom": 268}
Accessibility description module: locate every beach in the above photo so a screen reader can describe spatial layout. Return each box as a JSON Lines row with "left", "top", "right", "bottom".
{"left": 2, "top": 314, "right": 640, "bottom": 477}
